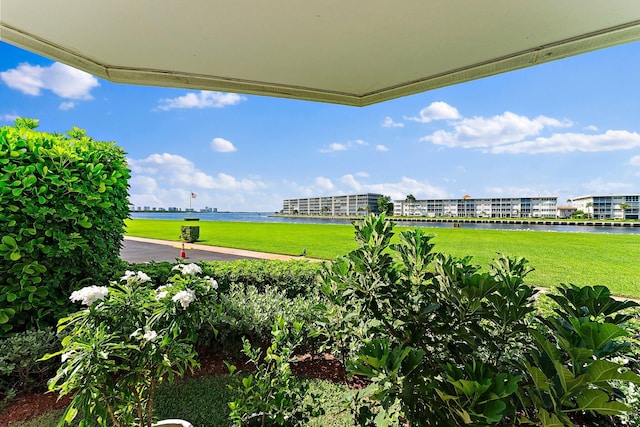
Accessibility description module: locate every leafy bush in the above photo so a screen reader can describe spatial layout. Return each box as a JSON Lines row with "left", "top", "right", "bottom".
{"left": 522, "top": 284, "right": 640, "bottom": 425}
{"left": 200, "top": 259, "right": 321, "bottom": 297}
{"left": 0, "top": 328, "right": 59, "bottom": 407}
{"left": 43, "top": 265, "right": 218, "bottom": 427}
{"left": 226, "top": 316, "right": 323, "bottom": 426}
{"left": 321, "top": 214, "right": 640, "bottom": 426}
{"left": 124, "top": 259, "right": 322, "bottom": 298}
{"left": 201, "top": 284, "right": 321, "bottom": 350}
{"left": 0, "top": 118, "right": 130, "bottom": 336}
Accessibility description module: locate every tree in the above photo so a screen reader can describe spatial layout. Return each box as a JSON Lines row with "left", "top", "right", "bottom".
{"left": 404, "top": 194, "right": 417, "bottom": 216}
{"left": 377, "top": 196, "right": 394, "bottom": 216}
{"left": 619, "top": 202, "right": 630, "bottom": 220}
{"left": 585, "top": 202, "right": 593, "bottom": 219}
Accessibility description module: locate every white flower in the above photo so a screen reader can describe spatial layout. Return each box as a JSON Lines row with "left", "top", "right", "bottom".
{"left": 155, "top": 285, "right": 170, "bottom": 300}
{"left": 61, "top": 352, "right": 74, "bottom": 362}
{"left": 69, "top": 286, "right": 109, "bottom": 306}
{"left": 136, "top": 271, "right": 151, "bottom": 283}
{"left": 172, "top": 263, "right": 202, "bottom": 276}
{"left": 121, "top": 270, "right": 151, "bottom": 283}
{"left": 172, "top": 289, "right": 196, "bottom": 309}
{"left": 120, "top": 270, "right": 136, "bottom": 281}
{"left": 143, "top": 330, "right": 158, "bottom": 341}
{"left": 204, "top": 276, "right": 219, "bottom": 290}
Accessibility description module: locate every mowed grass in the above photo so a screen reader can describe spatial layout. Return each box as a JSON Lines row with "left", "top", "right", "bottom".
{"left": 125, "top": 219, "right": 640, "bottom": 298}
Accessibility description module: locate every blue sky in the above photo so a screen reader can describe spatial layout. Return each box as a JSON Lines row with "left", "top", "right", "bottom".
{"left": 1, "top": 40, "right": 639, "bottom": 212}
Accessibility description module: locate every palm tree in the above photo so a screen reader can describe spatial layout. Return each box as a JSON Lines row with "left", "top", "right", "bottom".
{"left": 585, "top": 202, "right": 593, "bottom": 219}
{"left": 619, "top": 202, "right": 630, "bottom": 220}
{"left": 405, "top": 194, "right": 417, "bottom": 215}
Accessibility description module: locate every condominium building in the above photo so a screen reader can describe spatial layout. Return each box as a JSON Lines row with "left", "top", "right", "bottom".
{"left": 282, "top": 193, "right": 383, "bottom": 216}
{"left": 393, "top": 196, "right": 558, "bottom": 218}
{"left": 571, "top": 194, "right": 640, "bottom": 219}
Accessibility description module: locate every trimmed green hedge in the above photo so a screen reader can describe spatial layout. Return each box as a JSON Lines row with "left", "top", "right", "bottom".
{"left": 0, "top": 119, "right": 130, "bottom": 336}
{"left": 124, "top": 259, "right": 322, "bottom": 298}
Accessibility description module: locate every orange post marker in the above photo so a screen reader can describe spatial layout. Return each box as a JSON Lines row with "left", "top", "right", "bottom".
{"left": 180, "top": 243, "right": 186, "bottom": 259}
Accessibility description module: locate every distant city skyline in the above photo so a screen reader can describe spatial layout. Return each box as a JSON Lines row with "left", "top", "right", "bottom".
{"left": 1, "top": 40, "right": 639, "bottom": 211}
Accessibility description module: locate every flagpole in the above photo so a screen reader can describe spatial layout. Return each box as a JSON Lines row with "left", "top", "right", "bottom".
{"left": 189, "top": 189, "right": 192, "bottom": 212}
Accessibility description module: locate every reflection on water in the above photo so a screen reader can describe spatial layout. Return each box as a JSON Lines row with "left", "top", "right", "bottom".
{"left": 129, "top": 212, "right": 640, "bottom": 235}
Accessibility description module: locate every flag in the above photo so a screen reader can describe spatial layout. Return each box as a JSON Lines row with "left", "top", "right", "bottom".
{"left": 191, "top": 192, "right": 197, "bottom": 199}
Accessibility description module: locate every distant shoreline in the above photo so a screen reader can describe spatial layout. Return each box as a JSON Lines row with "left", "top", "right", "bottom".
{"left": 274, "top": 214, "right": 640, "bottom": 228}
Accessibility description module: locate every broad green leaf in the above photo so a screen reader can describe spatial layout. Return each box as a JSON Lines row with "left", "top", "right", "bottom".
{"left": 581, "top": 322, "right": 627, "bottom": 350}
{"left": 538, "top": 409, "right": 564, "bottom": 427}
{"left": 1, "top": 235, "right": 17, "bottom": 248}
{"left": 587, "top": 359, "right": 640, "bottom": 384}
{"left": 483, "top": 400, "right": 507, "bottom": 423}
{"left": 576, "top": 389, "right": 630, "bottom": 415}
{"left": 22, "top": 174, "right": 37, "bottom": 187}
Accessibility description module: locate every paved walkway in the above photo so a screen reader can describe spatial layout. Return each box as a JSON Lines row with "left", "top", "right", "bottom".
{"left": 121, "top": 236, "right": 309, "bottom": 263}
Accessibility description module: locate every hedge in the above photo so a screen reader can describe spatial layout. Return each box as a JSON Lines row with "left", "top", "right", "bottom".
{"left": 0, "top": 118, "right": 130, "bottom": 336}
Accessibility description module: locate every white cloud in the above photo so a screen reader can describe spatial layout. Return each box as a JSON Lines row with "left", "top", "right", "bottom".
{"left": 0, "top": 114, "right": 19, "bottom": 122}
{"left": 59, "top": 101, "right": 76, "bottom": 111}
{"left": 315, "top": 176, "right": 334, "bottom": 191}
{"left": 581, "top": 178, "right": 633, "bottom": 194}
{"left": 156, "top": 91, "right": 245, "bottom": 110}
{"left": 422, "top": 111, "right": 571, "bottom": 149}
{"left": 630, "top": 155, "right": 640, "bottom": 166}
{"left": 128, "top": 153, "right": 265, "bottom": 192}
{"left": 320, "top": 142, "right": 349, "bottom": 153}
{"left": 584, "top": 125, "right": 598, "bottom": 131}
{"left": 1, "top": 62, "right": 99, "bottom": 99}
{"left": 382, "top": 116, "right": 404, "bottom": 128}
{"left": 484, "top": 186, "right": 550, "bottom": 197}
{"left": 340, "top": 174, "right": 362, "bottom": 192}
{"left": 405, "top": 101, "right": 460, "bottom": 123}
{"left": 491, "top": 130, "right": 640, "bottom": 154}
{"left": 211, "top": 137, "right": 237, "bottom": 152}
{"left": 320, "top": 139, "right": 369, "bottom": 153}
{"left": 340, "top": 174, "right": 447, "bottom": 201}
{"left": 375, "top": 144, "right": 389, "bottom": 152}
{"left": 355, "top": 171, "right": 370, "bottom": 178}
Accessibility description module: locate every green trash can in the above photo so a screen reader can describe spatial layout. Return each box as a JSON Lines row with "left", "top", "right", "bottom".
{"left": 181, "top": 226, "right": 200, "bottom": 243}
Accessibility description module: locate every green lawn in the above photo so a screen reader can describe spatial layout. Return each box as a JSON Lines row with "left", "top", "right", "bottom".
{"left": 125, "top": 219, "right": 640, "bottom": 298}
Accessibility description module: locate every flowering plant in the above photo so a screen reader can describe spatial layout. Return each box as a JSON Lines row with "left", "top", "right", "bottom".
{"left": 43, "top": 263, "right": 218, "bottom": 427}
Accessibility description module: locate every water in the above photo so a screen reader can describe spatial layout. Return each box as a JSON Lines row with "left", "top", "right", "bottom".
{"left": 130, "top": 212, "right": 640, "bottom": 235}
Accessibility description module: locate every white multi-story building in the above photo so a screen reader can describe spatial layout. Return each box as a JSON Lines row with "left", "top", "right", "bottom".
{"left": 571, "top": 194, "right": 640, "bottom": 220}
{"left": 393, "top": 196, "right": 558, "bottom": 218}
{"left": 282, "top": 193, "right": 383, "bottom": 216}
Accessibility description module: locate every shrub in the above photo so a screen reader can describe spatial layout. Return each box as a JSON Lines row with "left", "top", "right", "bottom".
{"left": 199, "top": 259, "right": 321, "bottom": 298}
{"left": 226, "top": 316, "right": 324, "bottom": 426}
{"left": 0, "top": 118, "right": 130, "bottom": 336}
{"left": 0, "top": 328, "right": 59, "bottom": 407}
{"left": 125, "top": 259, "right": 322, "bottom": 298}
{"left": 201, "top": 284, "right": 321, "bottom": 351}
{"left": 43, "top": 265, "right": 219, "bottom": 427}
{"left": 322, "top": 214, "right": 640, "bottom": 426}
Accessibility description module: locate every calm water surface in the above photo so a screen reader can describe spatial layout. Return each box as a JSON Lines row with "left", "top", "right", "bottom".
{"left": 130, "top": 212, "right": 640, "bottom": 235}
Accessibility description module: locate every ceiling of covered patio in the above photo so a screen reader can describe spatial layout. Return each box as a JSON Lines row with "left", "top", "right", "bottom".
{"left": 2, "top": 1, "right": 640, "bottom": 106}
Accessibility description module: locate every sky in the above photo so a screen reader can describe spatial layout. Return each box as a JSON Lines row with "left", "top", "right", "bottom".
{"left": 1, "top": 40, "right": 640, "bottom": 212}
